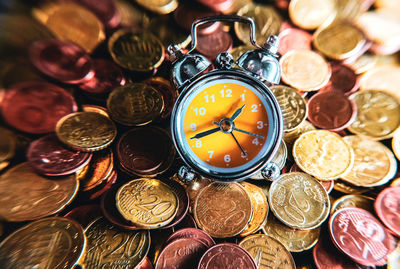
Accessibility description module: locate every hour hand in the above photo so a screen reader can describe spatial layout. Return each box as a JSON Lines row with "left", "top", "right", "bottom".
{"left": 230, "top": 104, "right": 245, "bottom": 121}
{"left": 190, "top": 127, "right": 220, "bottom": 139}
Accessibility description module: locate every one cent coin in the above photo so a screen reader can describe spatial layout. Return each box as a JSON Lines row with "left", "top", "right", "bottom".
{"left": 29, "top": 39, "right": 94, "bottom": 83}
{"left": 331, "top": 194, "right": 375, "bottom": 214}
{"left": 349, "top": 90, "right": 400, "bottom": 140}
{"left": 108, "top": 30, "right": 164, "bottom": 72}
{"left": 307, "top": 91, "right": 357, "bottom": 131}
{"left": 193, "top": 182, "right": 252, "bottom": 238}
{"left": 27, "top": 133, "right": 92, "bottom": 176}
{"left": 278, "top": 27, "right": 313, "bottom": 56}
{"left": 198, "top": 243, "right": 257, "bottom": 269}
{"left": 1, "top": 81, "right": 78, "bottom": 134}
{"left": 239, "top": 234, "right": 295, "bottom": 269}
{"left": 342, "top": 135, "right": 396, "bottom": 187}
{"left": 107, "top": 83, "right": 164, "bottom": 126}
{"left": 164, "top": 228, "right": 215, "bottom": 248}
{"left": 56, "top": 112, "right": 117, "bottom": 152}
{"left": 320, "top": 62, "right": 359, "bottom": 95}
{"left": 269, "top": 172, "right": 330, "bottom": 229}
{"left": 82, "top": 217, "right": 150, "bottom": 268}
{"left": 116, "top": 178, "right": 179, "bottom": 229}
{"left": 196, "top": 28, "right": 233, "bottom": 60}
{"left": 0, "top": 162, "right": 78, "bottom": 222}
{"left": 0, "top": 217, "right": 85, "bottom": 269}
{"left": 271, "top": 85, "right": 308, "bottom": 132}
{"left": 329, "top": 207, "right": 395, "bottom": 266}
{"left": 280, "top": 49, "right": 331, "bottom": 92}
{"left": 375, "top": 186, "right": 400, "bottom": 237}
{"left": 293, "top": 130, "right": 354, "bottom": 180}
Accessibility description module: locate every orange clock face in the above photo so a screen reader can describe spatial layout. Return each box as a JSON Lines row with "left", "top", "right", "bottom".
{"left": 181, "top": 79, "right": 271, "bottom": 170}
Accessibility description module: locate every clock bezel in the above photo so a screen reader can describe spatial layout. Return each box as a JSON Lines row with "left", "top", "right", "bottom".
{"left": 171, "top": 69, "right": 283, "bottom": 182}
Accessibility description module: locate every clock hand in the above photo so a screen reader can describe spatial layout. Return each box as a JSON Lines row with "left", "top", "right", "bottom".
{"left": 230, "top": 104, "right": 245, "bottom": 121}
{"left": 190, "top": 127, "right": 220, "bottom": 139}
{"left": 233, "top": 127, "right": 265, "bottom": 139}
{"left": 231, "top": 133, "right": 247, "bottom": 157}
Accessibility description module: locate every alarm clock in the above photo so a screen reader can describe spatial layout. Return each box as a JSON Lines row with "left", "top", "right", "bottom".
{"left": 168, "top": 15, "right": 283, "bottom": 182}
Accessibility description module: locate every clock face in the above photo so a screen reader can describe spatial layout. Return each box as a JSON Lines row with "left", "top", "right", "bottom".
{"left": 172, "top": 71, "right": 282, "bottom": 180}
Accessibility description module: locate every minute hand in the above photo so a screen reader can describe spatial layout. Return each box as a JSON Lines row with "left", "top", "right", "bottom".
{"left": 233, "top": 127, "right": 265, "bottom": 139}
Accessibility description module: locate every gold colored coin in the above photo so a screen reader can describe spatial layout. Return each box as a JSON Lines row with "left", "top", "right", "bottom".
{"left": 359, "top": 65, "right": 400, "bottom": 101}
{"left": 349, "top": 53, "right": 377, "bottom": 74}
{"left": 262, "top": 214, "right": 320, "bottom": 252}
{"left": 116, "top": 178, "right": 178, "bottom": 229}
{"left": 82, "top": 104, "right": 110, "bottom": 118}
{"left": 349, "top": 90, "right": 400, "bottom": 140}
{"left": 271, "top": 85, "right": 308, "bottom": 132}
{"left": 269, "top": 172, "right": 330, "bottom": 229}
{"left": 108, "top": 29, "right": 164, "bottom": 72}
{"left": 82, "top": 217, "right": 150, "bottom": 268}
{"left": 56, "top": 112, "right": 117, "bottom": 152}
{"left": 240, "top": 182, "right": 269, "bottom": 236}
{"left": 391, "top": 177, "right": 400, "bottom": 187}
{"left": 342, "top": 135, "right": 396, "bottom": 187}
{"left": 135, "top": 0, "right": 178, "bottom": 14}
{"left": 284, "top": 120, "right": 316, "bottom": 145}
{"left": 289, "top": 0, "right": 336, "bottom": 30}
{"left": 333, "top": 179, "right": 370, "bottom": 194}
{"left": 0, "top": 127, "right": 16, "bottom": 170}
{"left": 107, "top": 83, "right": 164, "bottom": 126}
{"left": 235, "top": 3, "right": 282, "bottom": 46}
{"left": 116, "top": 0, "right": 150, "bottom": 28}
{"left": 334, "top": 0, "right": 364, "bottom": 20}
{"left": 313, "top": 21, "right": 366, "bottom": 60}
{"left": 148, "top": 16, "right": 191, "bottom": 48}
{"left": 392, "top": 132, "right": 400, "bottom": 161}
{"left": 331, "top": 194, "right": 374, "bottom": 214}
{"left": 0, "top": 217, "right": 85, "bottom": 268}
{"left": 239, "top": 234, "right": 296, "bottom": 269}
{"left": 33, "top": 3, "right": 105, "bottom": 53}
{"left": 280, "top": 50, "right": 331, "bottom": 92}
{"left": 230, "top": 45, "right": 254, "bottom": 62}
{"left": 293, "top": 130, "right": 354, "bottom": 180}
{"left": 388, "top": 241, "right": 400, "bottom": 269}
{"left": 194, "top": 182, "right": 252, "bottom": 238}
{"left": 0, "top": 163, "right": 78, "bottom": 222}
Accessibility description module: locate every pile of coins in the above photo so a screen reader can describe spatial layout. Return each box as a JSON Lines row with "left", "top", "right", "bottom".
{"left": 0, "top": 0, "right": 400, "bottom": 268}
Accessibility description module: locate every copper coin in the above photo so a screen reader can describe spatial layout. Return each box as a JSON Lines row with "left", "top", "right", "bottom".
{"left": 320, "top": 63, "right": 359, "bottom": 95}
{"left": 164, "top": 228, "right": 215, "bottom": 248}
{"left": 101, "top": 183, "right": 141, "bottom": 230}
{"left": 375, "top": 186, "right": 400, "bottom": 237}
{"left": 198, "top": 243, "right": 257, "bottom": 269}
{"left": 117, "top": 127, "right": 173, "bottom": 176}
{"left": 161, "top": 179, "right": 190, "bottom": 229}
{"left": 27, "top": 133, "right": 92, "bottom": 176}
{"left": 278, "top": 27, "right": 313, "bottom": 56}
{"left": 197, "top": 0, "right": 233, "bottom": 12}
{"left": 308, "top": 91, "right": 357, "bottom": 131}
{"left": 144, "top": 77, "right": 178, "bottom": 119}
{"left": 156, "top": 238, "right": 209, "bottom": 269}
{"left": 137, "top": 257, "right": 154, "bottom": 269}
{"left": 1, "top": 81, "right": 77, "bottom": 134}
{"left": 29, "top": 39, "right": 93, "bottom": 84}
{"left": 194, "top": 182, "right": 252, "bottom": 238}
{"left": 63, "top": 204, "right": 102, "bottom": 228}
{"left": 86, "top": 170, "right": 117, "bottom": 200}
{"left": 329, "top": 207, "right": 395, "bottom": 266}
{"left": 196, "top": 28, "right": 233, "bottom": 60}
{"left": 79, "top": 59, "right": 125, "bottom": 95}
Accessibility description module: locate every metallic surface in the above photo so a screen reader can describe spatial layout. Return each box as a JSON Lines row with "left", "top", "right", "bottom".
{"left": 375, "top": 186, "right": 400, "bottom": 237}
{"left": 331, "top": 194, "right": 375, "bottom": 214}
{"left": 320, "top": 63, "right": 359, "bottom": 95}
{"left": 278, "top": 27, "right": 312, "bottom": 56}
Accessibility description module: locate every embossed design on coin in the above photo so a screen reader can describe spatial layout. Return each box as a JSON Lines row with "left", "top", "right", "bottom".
{"left": 56, "top": 112, "right": 117, "bottom": 152}
{"left": 116, "top": 178, "right": 178, "bottom": 229}
{"left": 271, "top": 85, "right": 307, "bottom": 132}
{"left": 329, "top": 208, "right": 395, "bottom": 266}
{"left": 198, "top": 243, "right": 257, "bottom": 269}
{"left": 375, "top": 186, "right": 400, "bottom": 237}
{"left": 0, "top": 163, "right": 78, "bottom": 222}
{"left": 107, "top": 83, "right": 164, "bottom": 126}
{"left": 27, "top": 133, "right": 92, "bottom": 176}
{"left": 108, "top": 30, "right": 164, "bottom": 72}
{"left": 320, "top": 62, "right": 359, "bottom": 95}
{"left": 262, "top": 214, "right": 320, "bottom": 252}
{"left": 293, "top": 130, "right": 354, "bottom": 180}
{"left": 194, "top": 182, "right": 252, "bottom": 238}
{"left": 144, "top": 77, "right": 178, "bottom": 119}
{"left": 349, "top": 90, "right": 400, "bottom": 140}
{"left": 164, "top": 228, "right": 215, "bottom": 248}
{"left": 342, "top": 135, "right": 396, "bottom": 187}
{"left": 283, "top": 120, "right": 315, "bottom": 145}
{"left": 0, "top": 217, "right": 85, "bottom": 269}
{"left": 83, "top": 217, "right": 150, "bottom": 269}
{"left": 239, "top": 234, "right": 295, "bottom": 269}
{"left": 269, "top": 172, "right": 330, "bottom": 229}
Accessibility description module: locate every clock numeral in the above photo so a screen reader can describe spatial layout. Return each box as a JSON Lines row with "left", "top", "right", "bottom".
{"left": 252, "top": 138, "right": 259, "bottom": 145}
{"left": 257, "top": 121, "right": 264, "bottom": 129}
{"left": 204, "top": 94, "right": 215, "bottom": 103}
{"left": 220, "top": 89, "right": 232, "bottom": 98}
{"left": 193, "top": 107, "right": 206, "bottom": 116}
{"left": 208, "top": 151, "right": 214, "bottom": 159}
{"left": 251, "top": 104, "right": 258, "bottom": 112}
{"left": 195, "top": 140, "right": 202, "bottom": 148}
{"left": 240, "top": 93, "right": 245, "bottom": 101}
{"left": 190, "top": 123, "right": 197, "bottom": 131}
{"left": 224, "top": 154, "right": 231, "bottom": 163}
